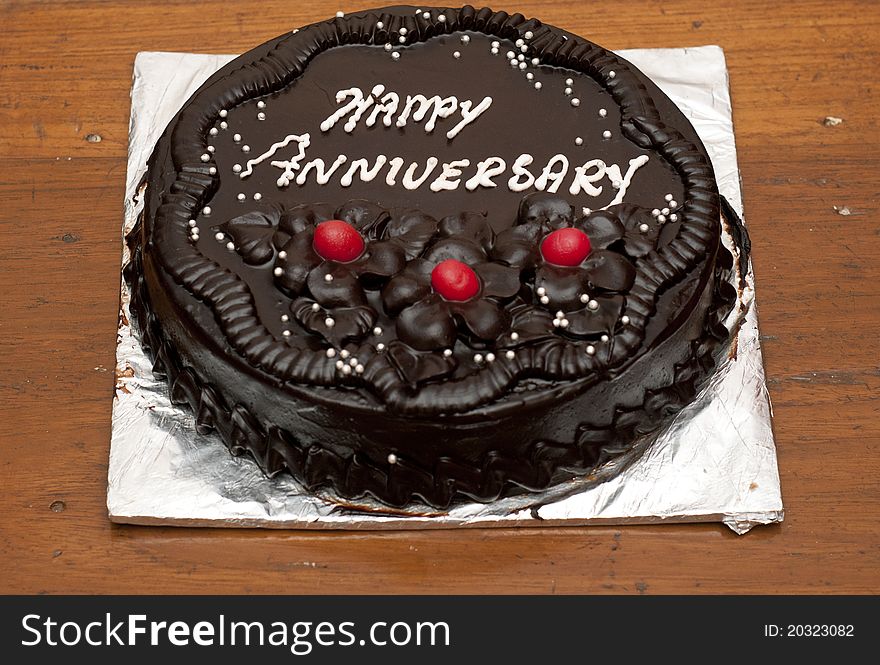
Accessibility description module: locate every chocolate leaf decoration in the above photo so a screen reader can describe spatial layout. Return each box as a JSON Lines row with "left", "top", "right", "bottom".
{"left": 452, "top": 298, "right": 510, "bottom": 341}
{"left": 382, "top": 259, "right": 433, "bottom": 315}
{"left": 275, "top": 231, "right": 320, "bottom": 295}
{"left": 564, "top": 295, "right": 624, "bottom": 337}
{"left": 576, "top": 209, "right": 626, "bottom": 249}
{"left": 491, "top": 223, "right": 543, "bottom": 269}
{"left": 474, "top": 262, "right": 521, "bottom": 300}
{"left": 307, "top": 263, "right": 368, "bottom": 308}
{"left": 385, "top": 341, "right": 457, "bottom": 389}
{"left": 220, "top": 210, "right": 279, "bottom": 265}
{"left": 335, "top": 199, "right": 389, "bottom": 238}
{"left": 438, "top": 211, "right": 494, "bottom": 252}
{"left": 583, "top": 250, "right": 636, "bottom": 292}
{"left": 278, "top": 202, "right": 336, "bottom": 235}
{"left": 355, "top": 240, "right": 406, "bottom": 281}
{"left": 291, "top": 298, "right": 377, "bottom": 346}
{"left": 517, "top": 192, "right": 574, "bottom": 231}
{"left": 534, "top": 264, "right": 591, "bottom": 311}
{"left": 423, "top": 237, "right": 486, "bottom": 265}
{"left": 396, "top": 296, "right": 456, "bottom": 351}
{"left": 384, "top": 209, "right": 438, "bottom": 259}
{"left": 505, "top": 304, "right": 557, "bottom": 347}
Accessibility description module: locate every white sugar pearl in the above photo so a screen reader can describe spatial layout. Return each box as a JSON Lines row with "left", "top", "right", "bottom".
{"left": 565, "top": 78, "right": 574, "bottom": 86}
{"left": 422, "top": 11, "right": 430, "bottom": 19}
{"left": 559, "top": 319, "right": 569, "bottom": 328}
{"left": 587, "top": 299, "right": 599, "bottom": 311}
{"left": 486, "top": 353, "right": 496, "bottom": 362}
{"left": 326, "top": 348, "right": 336, "bottom": 358}
{"left": 278, "top": 251, "right": 287, "bottom": 259}
{"left": 670, "top": 214, "right": 678, "bottom": 222}
{"left": 669, "top": 200, "right": 678, "bottom": 208}
{"left": 556, "top": 310, "right": 565, "bottom": 318}
{"left": 639, "top": 223, "right": 650, "bottom": 233}
{"left": 336, "top": 360, "right": 344, "bottom": 370}
{"left": 209, "top": 167, "right": 217, "bottom": 175}
{"left": 202, "top": 206, "right": 212, "bottom": 215}
{"left": 188, "top": 219, "right": 197, "bottom": 227}
{"left": 281, "top": 314, "right": 290, "bottom": 322}
{"left": 601, "top": 334, "right": 610, "bottom": 343}
{"left": 599, "top": 108, "right": 607, "bottom": 117}
{"left": 219, "top": 110, "right": 228, "bottom": 118}
{"left": 571, "top": 98, "right": 580, "bottom": 107}
{"left": 438, "top": 14, "right": 446, "bottom": 22}
{"left": 652, "top": 208, "right": 660, "bottom": 216}
{"left": 190, "top": 234, "right": 199, "bottom": 242}
{"left": 325, "top": 317, "right": 335, "bottom": 328}
{"left": 507, "top": 50, "right": 515, "bottom": 59}
{"left": 384, "top": 43, "right": 393, "bottom": 51}
{"left": 336, "top": 11, "right": 344, "bottom": 17}
{"left": 665, "top": 193, "right": 674, "bottom": 201}
{"left": 257, "top": 112, "right": 266, "bottom": 120}
{"left": 273, "top": 267, "right": 282, "bottom": 276}
{"left": 443, "top": 348, "right": 453, "bottom": 357}
{"left": 510, "top": 60, "right": 519, "bottom": 68}
{"left": 453, "top": 51, "right": 461, "bottom": 59}
{"left": 226, "top": 241, "right": 235, "bottom": 251}
{"left": 473, "top": 353, "right": 484, "bottom": 363}
{"left": 518, "top": 62, "right": 527, "bottom": 70}
{"left": 207, "top": 146, "right": 215, "bottom": 153}
{"left": 349, "top": 357, "right": 358, "bottom": 367}
{"left": 510, "top": 332, "right": 519, "bottom": 340}
{"left": 564, "top": 87, "right": 572, "bottom": 95}
{"left": 233, "top": 164, "right": 242, "bottom": 173}
{"left": 391, "top": 52, "right": 400, "bottom": 60}
{"left": 311, "top": 303, "right": 320, "bottom": 312}
{"left": 662, "top": 207, "right": 670, "bottom": 215}
{"left": 237, "top": 193, "right": 246, "bottom": 202}
{"left": 399, "top": 27, "right": 407, "bottom": 34}
{"left": 586, "top": 345, "right": 596, "bottom": 355}
{"left": 282, "top": 330, "right": 291, "bottom": 337}
{"left": 515, "top": 38, "right": 524, "bottom": 47}
{"left": 580, "top": 294, "right": 590, "bottom": 303}
{"left": 505, "top": 350, "right": 515, "bottom": 360}
{"left": 603, "top": 130, "right": 612, "bottom": 139}
{"left": 376, "top": 21, "right": 384, "bottom": 29}
{"left": 200, "top": 153, "right": 210, "bottom": 162}
{"left": 242, "top": 145, "right": 250, "bottom": 153}
{"left": 399, "top": 35, "right": 406, "bottom": 43}
{"left": 621, "top": 316, "right": 630, "bottom": 325}
{"left": 377, "top": 343, "right": 385, "bottom": 351}
{"left": 536, "top": 287, "right": 546, "bottom": 296}
{"left": 253, "top": 193, "right": 262, "bottom": 201}
{"left": 209, "top": 128, "right": 218, "bottom": 136}
{"left": 524, "top": 31, "right": 534, "bottom": 39}
{"left": 257, "top": 101, "right": 266, "bottom": 109}
{"left": 531, "top": 57, "right": 540, "bottom": 66}
{"left": 219, "top": 121, "right": 227, "bottom": 129}
{"left": 460, "top": 35, "right": 470, "bottom": 44}
{"left": 526, "top": 72, "right": 534, "bottom": 80}
{"left": 373, "top": 326, "right": 383, "bottom": 335}
{"left": 491, "top": 41, "right": 500, "bottom": 48}
{"left": 340, "top": 349, "right": 350, "bottom": 358}
{"left": 214, "top": 232, "right": 224, "bottom": 241}
{"left": 324, "top": 274, "right": 333, "bottom": 282}
{"left": 539, "top": 295, "right": 550, "bottom": 304}
{"left": 608, "top": 70, "right": 616, "bottom": 78}
{"left": 491, "top": 47, "right": 499, "bottom": 55}
{"left": 534, "top": 82, "right": 542, "bottom": 90}
{"left": 387, "top": 453, "right": 398, "bottom": 464}
{"left": 341, "top": 364, "right": 351, "bottom": 375}
{"left": 355, "top": 364, "right": 364, "bottom": 374}
{"left": 517, "top": 53, "right": 525, "bottom": 61}
{"left": 575, "top": 137, "right": 583, "bottom": 145}
{"left": 658, "top": 214, "right": 667, "bottom": 223}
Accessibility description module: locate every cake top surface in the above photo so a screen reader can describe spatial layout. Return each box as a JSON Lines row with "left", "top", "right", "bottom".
{"left": 145, "top": 5, "right": 720, "bottom": 416}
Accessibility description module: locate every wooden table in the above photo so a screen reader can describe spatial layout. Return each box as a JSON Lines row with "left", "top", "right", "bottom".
{"left": 1, "top": 0, "right": 877, "bottom": 595}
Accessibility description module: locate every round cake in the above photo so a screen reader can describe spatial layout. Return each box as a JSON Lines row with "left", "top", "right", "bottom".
{"left": 128, "top": 5, "right": 737, "bottom": 508}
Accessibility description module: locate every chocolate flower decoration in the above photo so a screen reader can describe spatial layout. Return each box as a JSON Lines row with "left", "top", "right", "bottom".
{"left": 382, "top": 212, "right": 520, "bottom": 352}
{"left": 221, "top": 200, "right": 438, "bottom": 346}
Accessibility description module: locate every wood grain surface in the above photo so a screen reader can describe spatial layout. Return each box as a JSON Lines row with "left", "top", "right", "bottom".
{"left": 1, "top": 0, "right": 878, "bottom": 595}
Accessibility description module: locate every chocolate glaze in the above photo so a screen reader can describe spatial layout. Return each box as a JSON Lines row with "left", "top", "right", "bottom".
{"left": 130, "top": 5, "right": 736, "bottom": 507}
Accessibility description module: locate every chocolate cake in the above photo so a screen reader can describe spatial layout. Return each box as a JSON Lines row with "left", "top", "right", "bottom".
{"left": 127, "top": 5, "right": 738, "bottom": 508}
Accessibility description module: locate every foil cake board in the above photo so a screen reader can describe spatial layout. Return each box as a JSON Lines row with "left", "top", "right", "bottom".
{"left": 109, "top": 46, "right": 782, "bottom": 535}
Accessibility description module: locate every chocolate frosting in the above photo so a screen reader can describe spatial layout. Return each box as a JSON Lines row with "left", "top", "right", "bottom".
{"left": 130, "top": 5, "right": 734, "bottom": 507}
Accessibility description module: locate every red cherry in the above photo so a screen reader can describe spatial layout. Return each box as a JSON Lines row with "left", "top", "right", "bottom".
{"left": 540, "top": 228, "right": 592, "bottom": 266}
{"left": 313, "top": 220, "right": 365, "bottom": 263}
{"left": 431, "top": 259, "right": 481, "bottom": 302}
